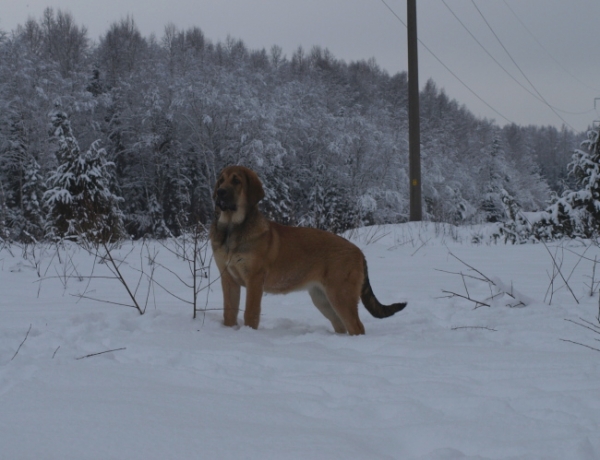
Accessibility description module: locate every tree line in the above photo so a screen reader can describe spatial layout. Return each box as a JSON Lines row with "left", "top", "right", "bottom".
{"left": 0, "top": 8, "right": 585, "bottom": 243}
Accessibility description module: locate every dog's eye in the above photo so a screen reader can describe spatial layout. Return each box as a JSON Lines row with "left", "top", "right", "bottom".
{"left": 232, "top": 177, "right": 241, "bottom": 185}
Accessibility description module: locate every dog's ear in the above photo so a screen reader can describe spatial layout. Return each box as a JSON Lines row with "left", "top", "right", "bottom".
{"left": 244, "top": 168, "right": 265, "bottom": 206}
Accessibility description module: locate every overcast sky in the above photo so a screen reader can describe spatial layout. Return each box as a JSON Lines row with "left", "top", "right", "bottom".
{"left": 2, "top": 0, "right": 599, "bottom": 132}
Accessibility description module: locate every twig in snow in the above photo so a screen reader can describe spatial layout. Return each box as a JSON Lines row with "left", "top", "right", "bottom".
{"left": 52, "top": 346, "right": 60, "bottom": 359}
{"left": 70, "top": 294, "right": 143, "bottom": 310}
{"left": 576, "top": 316, "right": 600, "bottom": 331}
{"left": 562, "top": 316, "right": 600, "bottom": 353}
{"left": 559, "top": 339, "right": 600, "bottom": 353}
{"left": 155, "top": 224, "right": 210, "bottom": 319}
{"left": 440, "top": 290, "right": 491, "bottom": 309}
{"left": 76, "top": 242, "right": 154, "bottom": 316}
{"left": 100, "top": 242, "right": 145, "bottom": 315}
{"left": 584, "top": 255, "right": 599, "bottom": 297}
{"left": 411, "top": 237, "right": 431, "bottom": 257}
{"left": 448, "top": 251, "right": 494, "bottom": 285}
{"left": 439, "top": 250, "right": 528, "bottom": 309}
{"left": 435, "top": 268, "right": 488, "bottom": 283}
{"left": 517, "top": 215, "right": 580, "bottom": 305}
{"left": 564, "top": 318, "right": 600, "bottom": 335}
{"left": 11, "top": 324, "right": 32, "bottom": 361}
{"left": 451, "top": 326, "right": 497, "bottom": 331}
{"left": 544, "top": 264, "right": 560, "bottom": 305}
{"left": 541, "top": 241, "right": 579, "bottom": 304}
{"left": 75, "top": 347, "right": 126, "bottom": 360}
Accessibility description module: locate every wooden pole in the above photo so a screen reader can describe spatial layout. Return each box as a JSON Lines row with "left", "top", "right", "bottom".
{"left": 407, "top": 0, "right": 422, "bottom": 221}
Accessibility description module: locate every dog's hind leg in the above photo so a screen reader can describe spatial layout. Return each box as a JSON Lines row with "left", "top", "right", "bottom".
{"left": 308, "top": 286, "right": 347, "bottom": 334}
{"left": 324, "top": 287, "right": 365, "bottom": 336}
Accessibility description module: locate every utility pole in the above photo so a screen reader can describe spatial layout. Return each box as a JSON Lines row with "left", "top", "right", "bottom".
{"left": 407, "top": 0, "right": 422, "bottom": 221}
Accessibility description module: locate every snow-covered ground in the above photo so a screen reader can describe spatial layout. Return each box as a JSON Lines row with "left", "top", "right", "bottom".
{"left": 1, "top": 223, "right": 599, "bottom": 460}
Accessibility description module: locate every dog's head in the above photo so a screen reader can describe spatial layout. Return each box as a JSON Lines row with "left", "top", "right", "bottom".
{"left": 213, "top": 166, "right": 265, "bottom": 216}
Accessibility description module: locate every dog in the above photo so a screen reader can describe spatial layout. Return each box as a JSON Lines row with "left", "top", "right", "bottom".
{"left": 209, "top": 165, "right": 406, "bottom": 335}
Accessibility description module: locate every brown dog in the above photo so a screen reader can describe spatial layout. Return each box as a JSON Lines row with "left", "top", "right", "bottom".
{"left": 209, "top": 165, "right": 406, "bottom": 335}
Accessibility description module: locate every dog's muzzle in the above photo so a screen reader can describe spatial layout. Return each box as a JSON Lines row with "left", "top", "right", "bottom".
{"left": 215, "top": 188, "right": 237, "bottom": 211}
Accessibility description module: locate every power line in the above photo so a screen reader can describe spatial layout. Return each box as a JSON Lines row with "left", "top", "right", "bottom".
{"left": 442, "top": 0, "right": 593, "bottom": 117}
{"left": 470, "top": 0, "right": 575, "bottom": 131}
{"left": 378, "top": 0, "right": 514, "bottom": 124}
{"left": 502, "top": 0, "right": 600, "bottom": 94}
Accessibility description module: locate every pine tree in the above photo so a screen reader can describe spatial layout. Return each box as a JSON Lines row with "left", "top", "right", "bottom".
{"left": 147, "top": 193, "right": 171, "bottom": 239}
{"left": 44, "top": 110, "right": 124, "bottom": 243}
{"left": 0, "top": 114, "right": 29, "bottom": 240}
{"left": 300, "top": 166, "right": 359, "bottom": 234}
{"left": 535, "top": 127, "right": 600, "bottom": 239}
{"left": 261, "top": 166, "right": 294, "bottom": 225}
{"left": 527, "top": 126, "right": 600, "bottom": 240}
{"left": 301, "top": 180, "right": 326, "bottom": 230}
{"left": 0, "top": 179, "right": 8, "bottom": 242}
{"left": 497, "top": 189, "right": 532, "bottom": 244}
{"left": 480, "top": 137, "right": 509, "bottom": 223}
{"left": 20, "top": 157, "right": 46, "bottom": 242}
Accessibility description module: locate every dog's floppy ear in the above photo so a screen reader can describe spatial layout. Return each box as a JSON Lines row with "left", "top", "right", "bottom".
{"left": 244, "top": 168, "right": 265, "bottom": 206}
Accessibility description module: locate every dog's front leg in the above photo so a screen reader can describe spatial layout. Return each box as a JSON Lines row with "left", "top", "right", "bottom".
{"left": 244, "top": 275, "right": 265, "bottom": 329}
{"left": 220, "top": 271, "right": 241, "bottom": 327}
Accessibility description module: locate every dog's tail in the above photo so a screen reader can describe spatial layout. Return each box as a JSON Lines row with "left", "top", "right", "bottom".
{"left": 360, "top": 258, "right": 407, "bottom": 318}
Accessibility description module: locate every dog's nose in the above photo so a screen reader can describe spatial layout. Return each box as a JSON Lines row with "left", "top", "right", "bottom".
{"left": 216, "top": 188, "right": 227, "bottom": 198}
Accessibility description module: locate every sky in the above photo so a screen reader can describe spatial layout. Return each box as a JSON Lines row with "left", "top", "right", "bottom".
{"left": 2, "top": 0, "right": 600, "bottom": 132}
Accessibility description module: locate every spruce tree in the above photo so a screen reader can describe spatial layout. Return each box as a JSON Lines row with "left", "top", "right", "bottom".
{"left": 147, "top": 194, "right": 171, "bottom": 239}
{"left": 480, "top": 137, "right": 509, "bottom": 223}
{"left": 0, "top": 179, "right": 8, "bottom": 242}
{"left": 20, "top": 157, "right": 46, "bottom": 242}
{"left": 541, "top": 127, "right": 600, "bottom": 238}
{"left": 44, "top": 110, "right": 124, "bottom": 244}
{"left": 261, "top": 166, "right": 294, "bottom": 225}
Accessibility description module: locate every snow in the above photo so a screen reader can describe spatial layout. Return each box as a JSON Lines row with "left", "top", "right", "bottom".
{"left": 1, "top": 223, "right": 600, "bottom": 459}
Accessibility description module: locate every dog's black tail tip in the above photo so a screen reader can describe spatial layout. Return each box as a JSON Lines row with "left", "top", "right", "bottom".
{"left": 394, "top": 302, "right": 407, "bottom": 313}
{"left": 389, "top": 302, "right": 407, "bottom": 316}
{"left": 368, "top": 301, "right": 407, "bottom": 319}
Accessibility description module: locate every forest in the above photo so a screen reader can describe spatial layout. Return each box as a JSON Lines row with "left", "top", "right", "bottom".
{"left": 0, "top": 8, "right": 586, "bottom": 242}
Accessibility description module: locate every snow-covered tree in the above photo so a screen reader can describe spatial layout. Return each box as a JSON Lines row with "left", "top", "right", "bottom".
{"left": 0, "top": 15, "right": 578, "bottom": 239}
{"left": 0, "top": 107, "right": 47, "bottom": 242}
{"left": 97, "top": 16, "right": 147, "bottom": 85}
{"left": 299, "top": 164, "right": 359, "bottom": 234}
{"left": 0, "top": 114, "right": 28, "bottom": 239}
{"left": 261, "top": 166, "right": 294, "bottom": 225}
{"left": 541, "top": 126, "right": 600, "bottom": 238}
{"left": 19, "top": 157, "right": 46, "bottom": 242}
{"left": 479, "top": 137, "right": 511, "bottom": 223}
{"left": 44, "top": 110, "right": 124, "bottom": 243}
{"left": 496, "top": 189, "right": 533, "bottom": 244}
{"left": 146, "top": 194, "right": 171, "bottom": 239}
{"left": 0, "top": 179, "right": 8, "bottom": 242}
